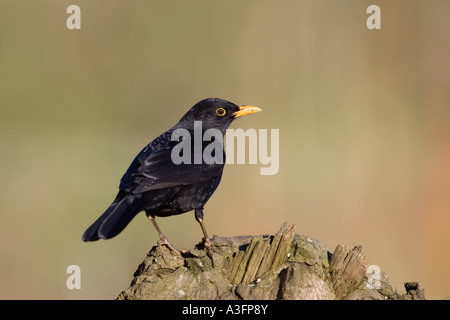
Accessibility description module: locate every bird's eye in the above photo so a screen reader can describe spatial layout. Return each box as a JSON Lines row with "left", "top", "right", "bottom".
{"left": 216, "top": 108, "right": 226, "bottom": 117}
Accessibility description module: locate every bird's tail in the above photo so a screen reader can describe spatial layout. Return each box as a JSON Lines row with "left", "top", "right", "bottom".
{"left": 82, "top": 192, "right": 141, "bottom": 242}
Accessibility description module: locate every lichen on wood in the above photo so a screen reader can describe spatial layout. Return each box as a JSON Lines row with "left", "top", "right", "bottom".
{"left": 116, "top": 223, "right": 425, "bottom": 300}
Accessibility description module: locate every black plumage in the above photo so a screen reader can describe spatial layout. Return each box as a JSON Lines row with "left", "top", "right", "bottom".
{"left": 82, "top": 98, "right": 261, "bottom": 253}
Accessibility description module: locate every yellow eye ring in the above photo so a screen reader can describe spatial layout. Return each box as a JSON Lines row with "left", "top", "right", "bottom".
{"left": 216, "top": 107, "right": 226, "bottom": 116}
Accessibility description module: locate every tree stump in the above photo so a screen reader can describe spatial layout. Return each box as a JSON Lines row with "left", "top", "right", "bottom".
{"left": 116, "top": 223, "right": 425, "bottom": 300}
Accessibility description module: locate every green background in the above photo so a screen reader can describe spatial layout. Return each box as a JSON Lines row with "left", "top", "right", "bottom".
{"left": 0, "top": 0, "right": 449, "bottom": 299}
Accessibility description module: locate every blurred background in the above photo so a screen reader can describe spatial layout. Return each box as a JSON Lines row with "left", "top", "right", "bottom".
{"left": 0, "top": 0, "right": 449, "bottom": 299}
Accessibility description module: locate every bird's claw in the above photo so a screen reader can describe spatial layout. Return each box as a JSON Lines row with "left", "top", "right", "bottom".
{"left": 203, "top": 237, "right": 213, "bottom": 248}
{"left": 157, "top": 238, "right": 181, "bottom": 256}
{"left": 196, "top": 237, "right": 215, "bottom": 267}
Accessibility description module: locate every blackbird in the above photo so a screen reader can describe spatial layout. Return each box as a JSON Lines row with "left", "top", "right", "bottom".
{"left": 82, "top": 98, "right": 261, "bottom": 254}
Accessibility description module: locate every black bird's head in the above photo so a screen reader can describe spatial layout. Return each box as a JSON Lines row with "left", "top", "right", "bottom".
{"left": 174, "top": 98, "right": 262, "bottom": 133}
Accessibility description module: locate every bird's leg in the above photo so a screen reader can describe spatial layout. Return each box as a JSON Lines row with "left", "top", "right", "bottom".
{"left": 195, "top": 209, "right": 214, "bottom": 266}
{"left": 195, "top": 208, "right": 212, "bottom": 246}
{"left": 146, "top": 213, "right": 180, "bottom": 255}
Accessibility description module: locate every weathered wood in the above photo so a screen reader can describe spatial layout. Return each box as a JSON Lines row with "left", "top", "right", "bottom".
{"left": 116, "top": 223, "right": 425, "bottom": 300}
{"left": 261, "top": 223, "right": 296, "bottom": 277}
{"left": 328, "top": 244, "right": 369, "bottom": 298}
{"left": 240, "top": 237, "right": 270, "bottom": 284}
{"left": 230, "top": 236, "right": 259, "bottom": 284}
{"left": 227, "top": 223, "right": 297, "bottom": 285}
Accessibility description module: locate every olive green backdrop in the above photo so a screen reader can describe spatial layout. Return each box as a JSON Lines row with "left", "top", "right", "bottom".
{"left": 0, "top": 0, "right": 449, "bottom": 299}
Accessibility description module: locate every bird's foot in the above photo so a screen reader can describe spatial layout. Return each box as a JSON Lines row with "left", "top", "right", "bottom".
{"left": 157, "top": 237, "right": 181, "bottom": 256}
{"left": 196, "top": 237, "right": 215, "bottom": 267}
{"left": 203, "top": 237, "right": 213, "bottom": 248}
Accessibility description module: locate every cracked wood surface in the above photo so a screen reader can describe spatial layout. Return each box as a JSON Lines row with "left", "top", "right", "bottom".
{"left": 117, "top": 223, "right": 425, "bottom": 300}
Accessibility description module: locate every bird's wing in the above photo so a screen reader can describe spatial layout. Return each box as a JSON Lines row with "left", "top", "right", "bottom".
{"left": 119, "top": 139, "right": 224, "bottom": 194}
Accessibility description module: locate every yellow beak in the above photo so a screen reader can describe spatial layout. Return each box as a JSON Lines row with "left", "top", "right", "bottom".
{"left": 232, "top": 105, "right": 262, "bottom": 118}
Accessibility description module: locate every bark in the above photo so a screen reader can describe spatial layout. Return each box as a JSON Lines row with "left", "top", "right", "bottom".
{"left": 117, "top": 223, "right": 425, "bottom": 300}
